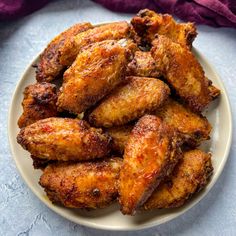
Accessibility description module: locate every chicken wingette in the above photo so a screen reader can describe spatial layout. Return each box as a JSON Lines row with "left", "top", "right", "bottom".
{"left": 143, "top": 149, "right": 213, "bottom": 210}
{"left": 104, "top": 98, "right": 212, "bottom": 153}
{"left": 36, "top": 23, "right": 92, "bottom": 82}
{"left": 17, "top": 118, "right": 111, "bottom": 161}
{"left": 131, "top": 9, "right": 197, "bottom": 48}
{"left": 59, "top": 21, "right": 130, "bottom": 66}
{"left": 106, "top": 125, "right": 133, "bottom": 154}
{"left": 39, "top": 157, "right": 122, "bottom": 209}
{"left": 151, "top": 35, "right": 220, "bottom": 113}
{"left": 127, "top": 51, "right": 160, "bottom": 77}
{"left": 119, "top": 115, "right": 182, "bottom": 215}
{"left": 57, "top": 40, "right": 129, "bottom": 114}
{"left": 153, "top": 98, "right": 212, "bottom": 147}
{"left": 89, "top": 77, "right": 170, "bottom": 127}
{"left": 18, "top": 82, "right": 58, "bottom": 128}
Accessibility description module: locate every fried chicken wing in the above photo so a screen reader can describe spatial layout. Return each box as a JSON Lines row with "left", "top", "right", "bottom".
{"left": 143, "top": 149, "right": 213, "bottom": 210}
{"left": 57, "top": 40, "right": 129, "bottom": 114}
{"left": 17, "top": 118, "right": 111, "bottom": 161}
{"left": 18, "top": 82, "right": 58, "bottom": 128}
{"left": 106, "top": 125, "right": 133, "bottom": 154}
{"left": 39, "top": 157, "right": 122, "bottom": 209}
{"left": 59, "top": 21, "right": 130, "bottom": 66}
{"left": 119, "top": 115, "right": 182, "bottom": 215}
{"left": 127, "top": 51, "right": 160, "bottom": 77}
{"left": 153, "top": 98, "right": 212, "bottom": 147}
{"left": 105, "top": 98, "right": 211, "bottom": 153}
{"left": 36, "top": 23, "right": 92, "bottom": 82}
{"left": 151, "top": 36, "right": 220, "bottom": 112}
{"left": 131, "top": 9, "right": 197, "bottom": 48}
{"left": 89, "top": 77, "right": 170, "bottom": 128}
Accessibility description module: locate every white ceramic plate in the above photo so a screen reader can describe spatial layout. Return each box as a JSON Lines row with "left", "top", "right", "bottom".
{"left": 8, "top": 47, "right": 232, "bottom": 231}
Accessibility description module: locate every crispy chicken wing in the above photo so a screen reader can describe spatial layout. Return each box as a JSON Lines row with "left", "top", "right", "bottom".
{"left": 59, "top": 21, "right": 130, "bottom": 66}
{"left": 57, "top": 40, "right": 129, "bottom": 114}
{"left": 18, "top": 82, "right": 58, "bottom": 128}
{"left": 119, "top": 115, "right": 182, "bottom": 215}
{"left": 17, "top": 118, "right": 111, "bottom": 161}
{"left": 89, "top": 77, "right": 170, "bottom": 128}
{"left": 143, "top": 149, "right": 213, "bottom": 209}
{"left": 39, "top": 157, "right": 122, "bottom": 209}
{"left": 36, "top": 23, "right": 92, "bottom": 82}
{"left": 106, "top": 125, "right": 133, "bottom": 154}
{"left": 153, "top": 98, "right": 212, "bottom": 147}
{"left": 106, "top": 98, "right": 211, "bottom": 153}
{"left": 151, "top": 36, "right": 220, "bottom": 112}
{"left": 127, "top": 51, "right": 160, "bottom": 77}
{"left": 131, "top": 9, "right": 197, "bottom": 48}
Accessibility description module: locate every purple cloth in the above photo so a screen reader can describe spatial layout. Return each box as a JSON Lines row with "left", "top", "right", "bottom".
{"left": 93, "top": 0, "right": 236, "bottom": 28}
{"left": 0, "top": 0, "right": 236, "bottom": 28}
{"left": 0, "top": 0, "right": 49, "bottom": 20}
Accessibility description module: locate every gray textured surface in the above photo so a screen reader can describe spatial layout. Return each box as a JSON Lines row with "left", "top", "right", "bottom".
{"left": 0, "top": 0, "right": 236, "bottom": 235}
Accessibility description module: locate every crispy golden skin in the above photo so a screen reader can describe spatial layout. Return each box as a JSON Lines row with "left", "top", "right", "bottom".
{"left": 119, "top": 115, "right": 182, "bottom": 215}
{"left": 143, "top": 149, "right": 213, "bottom": 209}
{"left": 57, "top": 40, "right": 129, "bottom": 114}
{"left": 131, "top": 9, "right": 197, "bottom": 48}
{"left": 153, "top": 98, "right": 212, "bottom": 147}
{"left": 39, "top": 157, "right": 122, "bottom": 209}
{"left": 106, "top": 125, "right": 133, "bottom": 154}
{"left": 59, "top": 21, "right": 130, "bottom": 66}
{"left": 127, "top": 51, "right": 160, "bottom": 77}
{"left": 89, "top": 77, "right": 170, "bottom": 128}
{"left": 18, "top": 82, "right": 58, "bottom": 128}
{"left": 151, "top": 36, "right": 220, "bottom": 112}
{"left": 118, "top": 38, "right": 139, "bottom": 54}
{"left": 36, "top": 23, "right": 92, "bottom": 82}
{"left": 17, "top": 118, "right": 111, "bottom": 161}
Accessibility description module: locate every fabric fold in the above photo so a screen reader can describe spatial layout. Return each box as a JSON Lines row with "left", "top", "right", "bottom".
{"left": 0, "top": 0, "right": 236, "bottom": 28}
{"left": 94, "top": 0, "right": 236, "bottom": 28}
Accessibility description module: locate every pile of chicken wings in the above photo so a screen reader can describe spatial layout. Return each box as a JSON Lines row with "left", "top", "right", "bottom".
{"left": 17, "top": 9, "right": 219, "bottom": 215}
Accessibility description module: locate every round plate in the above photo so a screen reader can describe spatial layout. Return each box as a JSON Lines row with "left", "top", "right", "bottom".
{"left": 8, "top": 47, "right": 232, "bottom": 231}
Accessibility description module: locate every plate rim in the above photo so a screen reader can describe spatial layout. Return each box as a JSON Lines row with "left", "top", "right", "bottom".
{"left": 8, "top": 47, "right": 233, "bottom": 231}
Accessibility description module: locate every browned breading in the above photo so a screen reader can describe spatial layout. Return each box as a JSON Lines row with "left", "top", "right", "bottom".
{"left": 119, "top": 38, "right": 139, "bottom": 54}
{"left": 39, "top": 157, "right": 123, "bottom": 209}
{"left": 131, "top": 9, "right": 197, "bottom": 48}
{"left": 31, "top": 155, "right": 56, "bottom": 170}
{"left": 17, "top": 118, "right": 111, "bottom": 161}
{"left": 17, "top": 82, "right": 58, "bottom": 128}
{"left": 57, "top": 40, "right": 129, "bottom": 114}
{"left": 36, "top": 23, "right": 93, "bottom": 82}
{"left": 127, "top": 51, "right": 161, "bottom": 77}
{"left": 153, "top": 98, "right": 212, "bottom": 147}
{"left": 143, "top": 149, "right": 213, "bottom": 209}
{"left": 151, "top": 35, "right": 220, "bottom": 112}
{"left": 119, "top": 115, "right": 182, "bottom": 215}
{"left": 89, "top": 77, "right": 170, "bottom": 128}
{"left": 106, "top": 125, "right": 133, "bottom": 154}
{"left": 209, "top": 84, "right": 221, "bottom": 99}
{"left": 59, "top": 21, "right": 131, "bottom": 66}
